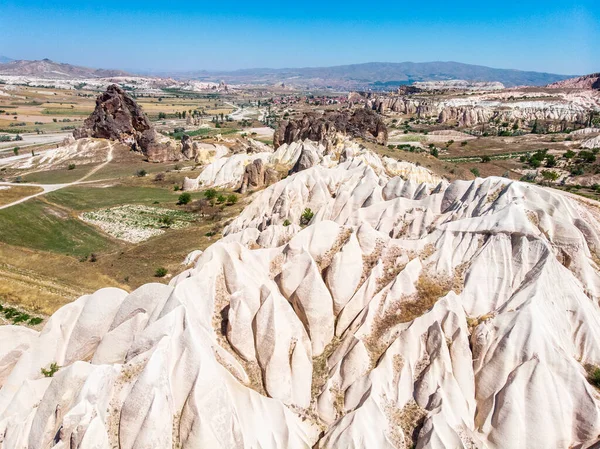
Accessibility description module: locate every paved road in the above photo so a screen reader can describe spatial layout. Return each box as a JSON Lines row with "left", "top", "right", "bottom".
{"left": 0, "top": 143, "right": 113, "bottom": 210}
{"left": 0, "top": 132, "right": 72, "bottom": 151}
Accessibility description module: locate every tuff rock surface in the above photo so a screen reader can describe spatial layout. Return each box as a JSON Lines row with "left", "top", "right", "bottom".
{"left": 74, "top": 84, "right": 180, "bottom": 162}
{"left": 4, "top": 150, "right": 600, "bottom": 449}
{"left": 369, "top": 89, "right": 600, "bottom": 131}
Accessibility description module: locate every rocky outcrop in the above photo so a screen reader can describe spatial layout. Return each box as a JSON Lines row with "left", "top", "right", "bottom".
{"left": 239, "top": 158, "right": 280, "bottom": 193}
{"left": 4, "top": 156, "right": 600, "bottom": 449}
{"left": 74, "top": 84, "right": 180, "bottom": 162}
{"left": 547, "top": 72, "right": 600, "bottom": 90}
{"left": 289, "top": 145, "right": 320, "bottom": 174}
{"left": 369, "top": 90, "right": 600, "bottom": 130}
{"left": 582, "top": 135, "right": 600, "bottom": 149}
{"left": 185, "top": 137, "right": 442, "bottom": 192}
{"left": 181, "top": 134, "right": 197, "bottom": 160}
{"left": 273, "top": 109, "right": 388, "bottom": 149}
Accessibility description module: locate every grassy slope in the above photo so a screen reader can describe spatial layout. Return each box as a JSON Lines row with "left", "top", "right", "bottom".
{"left": 0, "top": 199, "right": 117, "bottom": 257}
{"left": 46, "top": 185, "right": 204, "bottom": 210}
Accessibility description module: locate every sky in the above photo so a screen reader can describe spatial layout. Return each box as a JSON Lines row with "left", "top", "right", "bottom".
{"left": 0, "top": 0, "right": 598, "bottom": 75}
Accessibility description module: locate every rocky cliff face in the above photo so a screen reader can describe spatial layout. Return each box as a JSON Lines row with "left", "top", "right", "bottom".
{"left": 3, "top": 154, "right": 600, "bottom": 449}
{"left": 239, "top": 158, "right": 280, "bottom": 194}
{"left": 273, "top": 109, "right": 388, "bottom": 149}
{"left": 74, "top": 84, "right": 180, "bottom": 162}
{"left": 369, "top": 90, "right": 600, "bottom": 130}
{"left": 547, "top": 73, "right": 600, "bottom": 90}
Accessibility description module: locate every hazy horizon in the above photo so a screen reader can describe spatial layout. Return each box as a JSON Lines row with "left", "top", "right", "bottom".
{"left": 1, "top": 0, "right": 599, "bottom": 75}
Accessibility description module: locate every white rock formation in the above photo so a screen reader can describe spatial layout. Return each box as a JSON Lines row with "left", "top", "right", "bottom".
{"left": 3, "top": 155, "right": 600, "bottom": 449}
{"left": 183, "top": 138, "right": 443, "bottom": 191}
{"left": 370, "top": 89, "right": 600, "bottom": 130}
{"left": 582, "top": 135, "right": 600, "bottom": 149}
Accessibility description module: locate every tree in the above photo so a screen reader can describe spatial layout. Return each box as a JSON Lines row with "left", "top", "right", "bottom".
{"left": 430, "top": 148, "right": 439, "bottom": 158}
{"left": 541, "top": 170, "right": 559, "bottom": 182}
{"left": 481, "top": 155, "right": 491, "bottom": 163}
{"left": 204, "top": 189, "right": 218, "bottom": 201}
{"left": 177, "top": 192, "right": 192, "bottom": 205}
{"left": 226, "top": 194, "right": 238, "bottom": 205}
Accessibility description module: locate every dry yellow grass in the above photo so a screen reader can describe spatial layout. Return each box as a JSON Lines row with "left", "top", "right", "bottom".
{"left": 0, "top": 243, "right": 124, "bottom": 315}
{"left": 0, "top": 186, "right": 44, "bottom": 207}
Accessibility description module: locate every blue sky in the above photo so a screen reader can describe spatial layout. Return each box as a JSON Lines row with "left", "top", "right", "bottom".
{"left": 0, "top": 0, "right": 598, "bottom": 74}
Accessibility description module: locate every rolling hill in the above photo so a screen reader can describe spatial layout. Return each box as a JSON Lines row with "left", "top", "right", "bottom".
{"left": 0, "top": 58, "right": 130, "bottom": 79}
{"left": 167, "top": 61, "right": 575, "bottom": 89}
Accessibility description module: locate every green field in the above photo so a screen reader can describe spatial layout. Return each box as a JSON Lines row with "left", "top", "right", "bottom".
{"left": 0, "top": 199, "right": 116, "bottom": 257}
{"left": 45, "top": 185, "right": 203, "bottom": 210}
{"left": 22, "top": 165, "right": 94, "bottom": 184}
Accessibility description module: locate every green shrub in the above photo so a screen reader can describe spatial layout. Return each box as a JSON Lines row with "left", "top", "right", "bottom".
{"left": 470, "top": 168, "right": 480, "bottom": 177}
{"left": 155, "top": 267, "right": 168, "bottom": 277}
{"left": 541, "top": 170, "right": 559, "bottom": 181}
{"left": 216, "top": 194, "right": 226, "bottom": 204}
{"left": 41, "top": 362, "right": 60, "bottom": 378}
{"left": 136, "top": 169, "right": 147, "bottom": 177}
{"left": 589, "top": 366, "right": 600, "bottom": 387}
{"left": 177, "top": 192, "right": 192, "bottom": 205}
{"left": 68, "top": 164, "right": 76, "bottom": 170}
{"left": 301, "top": 208, "right": 314, "bottom": 226}
{"left": 159, "top": 215, "right": 174, "bottom": 226}
{"left": 481, "top": 155, "right": 491, "bottom": 163}
{"left": 204, "top": 189, "right": 218, "bottom": 200}
{"left": 226, "top": 194, "right": 238, "bottom": 204}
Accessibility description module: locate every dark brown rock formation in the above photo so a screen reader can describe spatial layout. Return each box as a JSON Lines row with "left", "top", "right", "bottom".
{"left": 239, "top": 159, "right": 280, "bottom": 193}
{"left": 181, "top": 134, "right": 199, "bottom": 160}
{"left": 74, "top": 84, "right": 180, "bottom": 162}
{"left": 273, "top": 108, "right": 388, "bottom": 149}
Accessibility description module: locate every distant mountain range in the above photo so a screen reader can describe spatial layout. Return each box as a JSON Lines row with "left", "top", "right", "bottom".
{"left": 161, "top": 61, "right": 576, "bottom": 89}
{"left": 0, "top": 58, "right": 579, "bottom": 90}
{"left": 0, "top": 58, "right": 130, "bottom": 79}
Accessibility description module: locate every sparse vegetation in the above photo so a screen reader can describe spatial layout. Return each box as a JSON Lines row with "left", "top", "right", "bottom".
{"left": 301, "top": 207, "right": 314, "bottom": 225}
{"left": 41, "top": 362, "right": 60, "bottom": 378}
{"left": 155, "top": 267, "right": 168, "bottom": 277}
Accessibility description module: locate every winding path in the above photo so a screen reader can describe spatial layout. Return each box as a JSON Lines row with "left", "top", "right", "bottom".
{"left": 0, "top": 143, "right": 113, "bottom": 210}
